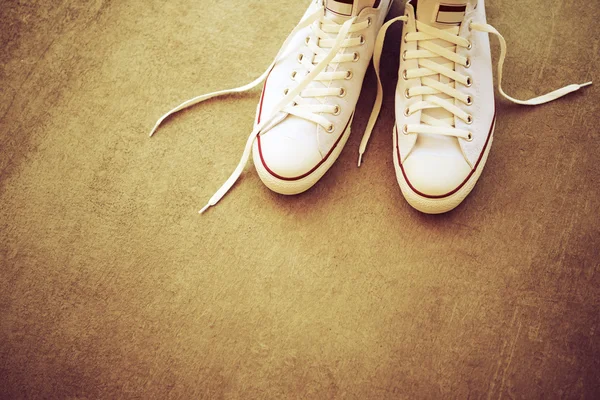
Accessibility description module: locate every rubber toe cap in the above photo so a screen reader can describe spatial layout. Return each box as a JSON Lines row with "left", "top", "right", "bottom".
{"left": 402, "top": 145, "right": 472, "bottom": 197}
{"left": 255, "top": 128, "right": 322, "bottom": 179}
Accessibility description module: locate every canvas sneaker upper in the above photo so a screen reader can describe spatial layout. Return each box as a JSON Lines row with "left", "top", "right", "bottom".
{"left": 359, "top": 0, "right": 591, "bottom": 211}
{"left": 254, "top": 0, "right": 389, "bottom": 182}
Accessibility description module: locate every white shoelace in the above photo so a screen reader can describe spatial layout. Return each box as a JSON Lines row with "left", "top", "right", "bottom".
{"left": 357, "top": 15, "right": 593, "bottom": 165}
{"left": 150, "top": 2, "right": 369, "bottom": 213}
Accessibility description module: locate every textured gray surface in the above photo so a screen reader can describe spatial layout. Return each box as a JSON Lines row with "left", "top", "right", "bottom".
{"left": 1, "top": 0, "right": 599, "bottom": 398}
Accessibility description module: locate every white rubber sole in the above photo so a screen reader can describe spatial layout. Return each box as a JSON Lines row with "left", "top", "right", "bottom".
{"left": 393, "top": 121, "right": 495, "bottom": 214}
{"left": 252, "top": 116, "right": 354, "bottom": 195}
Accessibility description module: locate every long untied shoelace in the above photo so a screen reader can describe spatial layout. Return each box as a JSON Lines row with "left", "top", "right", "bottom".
{"left": 150, "top": 3, "right": 369, "bottom": 214}
{"left": 357, "top": 15, "right": 593, "bottom": 166}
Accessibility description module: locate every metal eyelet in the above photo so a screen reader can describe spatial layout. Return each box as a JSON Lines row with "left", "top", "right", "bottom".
{"left": 466, "top": 95, "right": 473, "bottom": 105}
{"left": 466, "top": 76, "right": 472, "bottom": 87}
{"left": 283, "top": 88, "right": 290, "bottom": 95}
{"left": 468, "top": 21, "right": 473, "bottom": 32}
{"left": 404, "top": 107, "right": 411, "bottom": 117}
{"left": 465, "top": 58, "right": 471, "bottom": 68}
{"left": 402, "top": 70, "right": 408, "bottom": 80}
{"left": 404, "top": 88, "right": 411, "bottom": 99}
{"left": 466, "top": 132, "right": 473, "bottom": 141}
{"left": 466, "top": 114, "right": 473, "bottom": 124}
{"left": 352, "top": 52, "right": 360, "bottom": 62}
{"left": 291, "top": 70, "right": 297, "bottom": 80}
{"left": 359, "top": 35, "right": 365, "bottom": 45}
{"left": 345, "top": 70, "right": 353, "bottom": 80}
{"left": 402, "top": 124, "right": 409, "bottom": 135}
{"left": 297, "top": 53, "right": 304, "bottom": 63}
{"left": 305, "top": 36, "right": 310, "bottom": 45}
{"left": 326, "top": 124, "right": 335, "bottom": 133}
{"left": 466, "top": 41, "right": 472, "bottom": 50}
{"left": 338, "top": 88, "right": 346, "bottom": 97}
{"left": 403, "top": 33, "right": 408, "bottom": 44}
{"left": 402, "top": 50, "right": 407, "bottom": 61}
{"left": 367, "top": 17, "right": 372, "bottom": 27}
{"left": 333, "top": 105, "right": 341, "bottom": 116}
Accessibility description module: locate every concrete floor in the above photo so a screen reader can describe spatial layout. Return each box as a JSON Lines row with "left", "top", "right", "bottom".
{"left": 1, "top": 0, "right": 599, "bottom": 398}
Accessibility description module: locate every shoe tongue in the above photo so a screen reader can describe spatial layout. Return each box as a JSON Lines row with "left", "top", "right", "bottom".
{"left": 325, "top": 0, "right": 377, "bottom": 17}
{"left": 416, "top": 0, "right": 468, "bottom": 27}
{"left": 415, "top": 0, "right": 468, "bottom": 135}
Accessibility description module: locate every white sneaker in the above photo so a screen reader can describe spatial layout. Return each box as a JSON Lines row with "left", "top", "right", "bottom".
{"left": 359, "top": 0, "right": 592, "bottom": 214}
{"left": 150, "top": 0, "right": 393, "bottom": 213}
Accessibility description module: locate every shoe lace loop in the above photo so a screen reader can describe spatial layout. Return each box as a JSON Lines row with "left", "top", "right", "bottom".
{"left": 149, "top": 1, "right": 365, "bottom": 213}
{"left": 357, "top": 15, "right": 592, "bottom": 166}
{"left": 285, "top": 14, "right": 369, "bottom": 129}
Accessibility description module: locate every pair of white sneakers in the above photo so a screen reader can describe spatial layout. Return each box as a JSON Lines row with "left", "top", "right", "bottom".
{"left": 151, "top": 0, "right": 591, "bottom": 214}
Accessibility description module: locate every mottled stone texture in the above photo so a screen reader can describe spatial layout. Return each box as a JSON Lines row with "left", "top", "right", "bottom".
{"left": 1, "top": 0, "right": 599, "bottom": 398}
